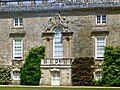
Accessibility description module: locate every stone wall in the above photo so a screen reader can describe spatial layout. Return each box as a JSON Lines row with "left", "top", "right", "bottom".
{"left": 0, "top": 8, "right": 120, "bottom": 85}
{"left": 41, "top": 68, "right": 72, "bottom": 86}
{"left": 0, "top": 13, "right": 120, "bottom": 64}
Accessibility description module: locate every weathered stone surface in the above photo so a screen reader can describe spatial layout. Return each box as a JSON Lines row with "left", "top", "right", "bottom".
{"left": 0, "top": 5, "right": 120, "bottom": 85}
{"left": 41, "top": 68, "right": 71, "bottom": 86}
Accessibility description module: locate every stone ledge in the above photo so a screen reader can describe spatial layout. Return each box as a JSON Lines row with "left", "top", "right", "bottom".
{"left": 91, "top": 30, "right": 109, "bottom": 36}
{"left": 9, "top": 31, "right": 26, "bottom": 37}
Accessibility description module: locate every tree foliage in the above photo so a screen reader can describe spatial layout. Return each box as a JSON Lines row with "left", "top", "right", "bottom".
{"left": 100, "top": 46, "right": 120, "bottom": 86}
{"left": 20, "top": 46, "right": 45, "bottom": 85}
{"left": 0, "top": 67, "right": 11, "bottom": 85}
{"left": 72, "top": 57, "right": 95, "bottom": 86}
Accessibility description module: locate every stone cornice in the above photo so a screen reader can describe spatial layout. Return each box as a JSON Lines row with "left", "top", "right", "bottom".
{"left": 61, "top": 32, "right": 74, "bottom": 36}
{"left": 0, "top": 3, "right": 120, "bottom": 16}
{"left": 42, "top": 32, "right": 54, "bottom": 37}
{"left": 0, "top": 7, "right": 120, "bottom": 18}
{"left": 91, "top": 30, "right": 109, "bottom": 36}
{"left": 9, "top": 31, "right": 26, "bottom": 37}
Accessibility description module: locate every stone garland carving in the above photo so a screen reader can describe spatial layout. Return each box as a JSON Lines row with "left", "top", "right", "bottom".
{"left": 46, "top": 14, "right": 69, "bottom": 32}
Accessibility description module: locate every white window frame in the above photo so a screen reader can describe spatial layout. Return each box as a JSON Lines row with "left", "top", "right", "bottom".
{"left": 96, "top": 15, "right": 107, "bottom": 25}
{"left": 95, "top": 36, "right": 106, "bottom": 59}
{"left": 35, "top": 0, "right": 42, "bottom": 5}
{"left": 7, "top": 1, "right": 18, "bottom": 5}
{"left": 53, "top": 27, "right": 63, "bottom": 59}
{"left": 95, "top": 71, "right": 102, "bottom": 81}
{"left": 23, "top": 0, "right": 31, "bottom": 6}
{"left": 11, "top": 69, "right": 20, "bottom": 80}
{"left": 48, "top": 0, "right": 55, "bottom": 3}
{"left": 13, "top": 18, "right": 23, "bottom": 27}
{"left": 13, "top": 38, "right": 23, "bottom": 60}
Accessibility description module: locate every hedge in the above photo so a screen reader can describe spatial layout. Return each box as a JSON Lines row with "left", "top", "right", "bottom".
{"left": 0, "top": 66, "right": 11, "bottom": 85}
{"left": 72, "top": 57, "right": 95, "bottom": 86}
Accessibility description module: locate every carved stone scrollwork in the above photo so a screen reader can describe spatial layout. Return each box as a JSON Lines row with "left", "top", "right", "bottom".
{"left": 61, "top": 17, "right": 69, "bottom": 29}
{"left": 66, "top": 37, "right": 70, "bottom": 41}
{"left": 46, "top": 14, "right": 69, "bottom": 32}
{"left": 46, "top": 38, "right": 50, "bottom": 41}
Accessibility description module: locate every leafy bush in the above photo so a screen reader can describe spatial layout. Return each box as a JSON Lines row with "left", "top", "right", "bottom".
{"left": 99, "top": 46, "right": 120, "bottom": 86}
{"left": 20, "top": 46, "right": 45, "bottom": 85}
{"left": 72, "top": 57, "right": 95, "bottom": 86}
{"left": 0, "top": 67, "right": 11, "bottom": 85}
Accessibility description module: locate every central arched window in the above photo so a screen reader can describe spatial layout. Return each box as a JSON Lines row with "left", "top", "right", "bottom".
{"left": 53, "top": 27, "right": 63, "bottom": 58}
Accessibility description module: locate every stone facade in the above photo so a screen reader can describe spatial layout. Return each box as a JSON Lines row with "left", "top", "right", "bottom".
{"left": 0, "top": 0, "right": 120, "bottom": 85}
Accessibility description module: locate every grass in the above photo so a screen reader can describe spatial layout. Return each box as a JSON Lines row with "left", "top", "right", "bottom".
{"left": 0, "top": 86, "right": 120, "bottom": 90}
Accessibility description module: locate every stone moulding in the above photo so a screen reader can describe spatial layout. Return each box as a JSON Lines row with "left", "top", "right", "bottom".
{"left": 0, "top": 2, "right": 120, "bottom": 14}
{"left": 91, "top": 30, "right": 109, "bottom": 36}
{"left": 9, "top": 31, "right": 26, "bottom": 38}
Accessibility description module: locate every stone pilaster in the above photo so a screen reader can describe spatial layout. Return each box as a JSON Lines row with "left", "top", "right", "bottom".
{"left": 62, "top": 32, "right": 73, "bottom": 58}
{"left": 42, "top": 32, "right": 54, "bottom": 58}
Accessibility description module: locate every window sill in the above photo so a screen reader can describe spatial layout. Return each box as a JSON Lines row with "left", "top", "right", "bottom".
{"left": 94, "top": 24, "right": 107, "bottom": 27}
{"left": 13, "top": 57, "right": 23, "bottom": 60}
{"left": 12, "top": 78, "right": 20, "bottom": 80}
{"left": 94, "top": 58, "right": 104, "bottom": 61}
{"left": 11, "top": 26, "right": 24, "bottom": 29}
{"left": 12, "top": 59, "right": 23, "bottom": 61}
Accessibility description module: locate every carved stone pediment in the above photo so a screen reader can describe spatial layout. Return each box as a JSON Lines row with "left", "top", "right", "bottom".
{"left": 46, "top": 14, "right": 69, "bottom": 32}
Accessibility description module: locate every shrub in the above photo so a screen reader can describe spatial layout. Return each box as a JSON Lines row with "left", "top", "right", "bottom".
{"left": 0, "top": 67, "right": 11, "bottom": 85}
{"left": 72, "top": 57, "right": 95, "bottom": 86}
{"left": 20, "top": 46, "right": 45, "bottom": 85}
{"left": 99, "top": 46, "right": 120, "bottom": 86}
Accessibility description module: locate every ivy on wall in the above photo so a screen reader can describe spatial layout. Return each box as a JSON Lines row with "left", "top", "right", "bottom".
{"left": 20, "top": 46, "right": 45, "bottom": 85}
{"left": 72, "top": 57, "right": 95, "bottom": 86}
{"left": 0, "top": 67, "right": 11, "bottom": 85}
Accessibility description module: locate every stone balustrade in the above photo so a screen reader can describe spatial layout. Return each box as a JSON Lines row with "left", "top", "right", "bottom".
{"left": 41, "top": 58, "right": 73, "bottom": 66}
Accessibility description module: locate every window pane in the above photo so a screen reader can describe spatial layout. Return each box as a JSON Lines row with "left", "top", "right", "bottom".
{"left": 53, "top": 27, "right": 63, "bottom": 58}
{"left": 19, "top": 18, "right": 23, "bottom": 26}
{"left": 14, "top": 18, "right": 23, "bottom": 27}
{"left": 96, "top": 15, "right": 106, "bottom": 24}
{"left": 97, "top": 15, "right": 101, "bottom": 23}
{"left": 48, "top": 0, "right": 55, "bottom": 3}
{"left": 35, "top": 0, "right": 42, "bottom": 5}
{"left": 23, "top": 1, "right": 30, "bottom": 5}
{"left": 96, "top": 37, "right": 105, "bottom": 58}
{"left": 95, "top": 71, "right": 102, "bottom": 80}
{"left": 7, "top": 2, "right": 18, "bottom": 5}
{"left": 102, "top": 15, "right": 106, "bottom": 23}
{"left": 13, "top": 39, "right": 23, "bottom": 59}
{"left": 13, "top": 71, "right": 20, "bottom": 79}
{"left": 15, "top": 18, "right": 18, "bottom": 26}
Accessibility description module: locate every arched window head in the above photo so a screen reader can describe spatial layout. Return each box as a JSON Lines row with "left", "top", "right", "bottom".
{"left": 53, "top": 27, "right": 63, "bottom": 58}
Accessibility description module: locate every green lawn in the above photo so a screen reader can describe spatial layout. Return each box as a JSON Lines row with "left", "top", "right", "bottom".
{"left": 0, "top": 87, "right": 120, "bottom": 90}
